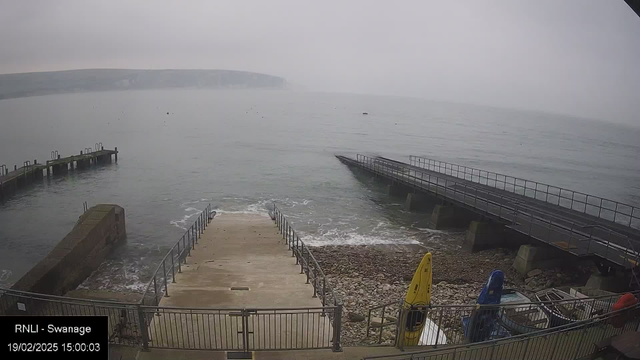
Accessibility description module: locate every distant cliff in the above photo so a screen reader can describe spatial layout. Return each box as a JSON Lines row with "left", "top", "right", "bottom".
{"left": 0, "top": 69, "right": 288, "bottom": 100}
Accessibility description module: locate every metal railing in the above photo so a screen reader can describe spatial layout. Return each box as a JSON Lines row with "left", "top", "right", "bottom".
{"left": 141, "top": 305, "right": 337, "bottom": 351}
{"left": 0, "top": 203, "right": 344, "bottom": 353}
{"left": 363, "top": 302, "right": 640, "bottom": 360}
{"left": 367, "top": 290, "right": 635, "bottom": 349}
{"left": 409, "top": 155, "right": 640, "bottom": 230}
{"left": 272, "top": 204, "right": 341, "bottom": 308}
{"left": 354, "top": 154, "right": 640, "bottom": 269}
{"left": 140, "top": 204, "right": 213, "bottom": 307}
{"left": 272, "top": 204, "right": 343, "bottom": 351}
{"left": 0, "top": 287, "right": 143, "bottom": 346}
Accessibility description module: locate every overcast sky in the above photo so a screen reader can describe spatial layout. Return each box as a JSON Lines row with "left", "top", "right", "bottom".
{"left": 1, "top": 0, "right": 639, "bottom": 126}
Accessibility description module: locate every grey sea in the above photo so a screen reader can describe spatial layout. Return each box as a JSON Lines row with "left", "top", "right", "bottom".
{"left": 1, "top": 89, "right": 639, "bottom": 290}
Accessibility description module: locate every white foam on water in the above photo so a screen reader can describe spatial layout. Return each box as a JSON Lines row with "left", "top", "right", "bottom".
{"left": 77, "top": 258, "right": 153, "bottom": 294}
{"left": 212, "top": 199, "right": 275, "bottom": 216}
{"left": 302, "top": 227, "right": 420, "bottom": 246}
{"left": 169, "top": 208, "right": 202, "bottom": 230}
{"left": 180, "top": 199, "right": 202, "bottom": 207}
{"left": 415, "top": 227, "right": 445, "bottom": 234}
{"left": 0, "top": 269, "right": 12, "bottom": 283}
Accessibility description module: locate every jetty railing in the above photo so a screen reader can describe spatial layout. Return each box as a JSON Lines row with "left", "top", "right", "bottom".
{"left": 408, "top": 155, "right": 640, "bottom": 230}
{"left": 367, "top": 290, "right": 635, "bottom": 348}
{"left": 363, "top": 302, "right": 640, "bottom": 360}
{"left": 140, "top": 204, "right": 213, "bottom": 307}
{"left": 355, "top": 155, "right": 640, "bottom": 268}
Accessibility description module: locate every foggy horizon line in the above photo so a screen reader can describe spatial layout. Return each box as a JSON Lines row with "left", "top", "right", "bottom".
{"left": 0, "top": 67, "right": 287, "bottom": 78}
{"left": 0, "top": 67, "right": 637, "bottom": 130}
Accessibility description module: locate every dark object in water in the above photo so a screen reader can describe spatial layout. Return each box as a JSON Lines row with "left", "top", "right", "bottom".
{"left": 362, "top": 112, "right": 368, "bottom": 115}
{"left": 166, "top": 112, "right": 169, "bottom": 115}
{"left": 208, "top": 211, "right": 217, "bottom": 220}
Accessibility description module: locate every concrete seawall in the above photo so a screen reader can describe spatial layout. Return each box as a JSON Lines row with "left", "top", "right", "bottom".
{"left": 10, "top": 204, "right": 126, "bottom": 296}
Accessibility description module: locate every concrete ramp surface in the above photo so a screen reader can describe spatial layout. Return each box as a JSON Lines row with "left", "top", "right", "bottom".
{"left": 147, "top": 213, "right": 333, "bottom": 350}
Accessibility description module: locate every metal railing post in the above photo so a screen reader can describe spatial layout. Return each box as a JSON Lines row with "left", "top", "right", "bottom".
{"left": 163, "top": 260, "right": 169, "bottom": 297}
{"left": 183, "top": 235, "right": 188, "bottom": 262}
{"left": 177, "top": 241, "right": 182, "bottom": 272}
{"left": 322, "top": 278, "right": 327, "bottom": 309}
{"left": 196, "top": 218, "right": 200, "bottom": 242}
{"left": 332, "top": 304, "right": 343, "bottom": 352}
{"left": 396, "top": 307, "right": 407, "bottom": 351}
{"left": 137, "top": 306, "right": 150, "bottom": 351}
{"left": 306, "top": 248, "right": 310, "bottom": 283}
{"left": 153, "top": 276, "right": 159, "bottom": 305}
{"left": 171, "top": 248, "right": 176, "bottom": 283}
{"left": 292, "top": 234, "right": 296, "bottom": 257}
{"left": 434, "top": 307, "right": 443, "bottom": 347}
{"left": 313, "top": 273, "right": 317, "bottom": 297}
{"left": 299, "top": 243, "right": 304, "bottom": 272}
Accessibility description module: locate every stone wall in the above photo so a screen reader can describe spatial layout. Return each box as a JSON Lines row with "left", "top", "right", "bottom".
{"left": 10, "top": 204, "right": 126, "bottom": 295}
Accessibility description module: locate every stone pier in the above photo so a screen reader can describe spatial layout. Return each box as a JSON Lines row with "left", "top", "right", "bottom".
{"left": 404, "top": 192, "right": 432, "bottom": 212}
{"left": 512, "top": 244, "right": 572, "bottom": 275}
{"left": 430, "top": 204, "right": 475, "bottom": 229}
{"left": 386, "top": 183, "right": 412, "bottom": 197}
{"left": 9, "top": 204, "right": 126, "bottom": 296}
{"left": 465, "top": 221, "right": 505, "bottom": 251}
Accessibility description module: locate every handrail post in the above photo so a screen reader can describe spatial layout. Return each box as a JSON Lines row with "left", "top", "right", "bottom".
{"left": 291, "top": 234, "right": 296, "bottom": 257}
{"left": 434, "top": 307, "right": 443, "bottom": 347}
{"left": 177, "top": 241, "right": 182, "bottom": 272}
{"left": 171, "top": 247, "right": 176, "bottom": 282}
{"left": 182, "top": 235, "right": 188, "bottom": 262}
{"left": 137, "top": 306, "right": 150, "bottom": 351}
{"left": 153, "top": 276, "right": 159, "bottom": 305}
{"left": 162, "top": 260, "right": 169, "bottom": 297}
{"left": 196, "top": 218, "right": 200, "bottom": 242}
{"left": 295, "top": 235, "right": 299, "bottom": 262}
{"left": 300, "top": 243, "right": 305, "bottom": 273}
{"left": 313, "top": 273, "right": 317, "bottom": 297}
{"left": 322, "top": 277, "right": 327, "bottom": 314}
{"left": 332, "top": 304, "right": 343, "bottom": 352}
{"left": 306, "top": 247, "right": 311, "bottom": 283}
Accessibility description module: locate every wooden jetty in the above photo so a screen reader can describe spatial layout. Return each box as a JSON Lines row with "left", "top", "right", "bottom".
{"left": 0, "top": 146, "right": 118, "bottom": 201}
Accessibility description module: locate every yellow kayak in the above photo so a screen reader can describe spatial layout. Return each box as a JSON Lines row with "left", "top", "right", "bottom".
{"left": 403, "top": 252, "right": 432, "bottom": 346}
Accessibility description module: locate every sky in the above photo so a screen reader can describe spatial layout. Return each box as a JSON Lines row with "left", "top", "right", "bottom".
{"left": 0, "top": 0, "right": 639, "bottom": 126}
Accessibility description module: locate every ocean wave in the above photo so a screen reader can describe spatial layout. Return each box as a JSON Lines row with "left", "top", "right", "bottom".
{"left": 169, "top": 209, "right": 202, "bottom": 230}
{"left": 302, "top": 227, "right": 420, "bottom": 246}
{"left": 212, "top": 199, "right": 272, "bottom": 216}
